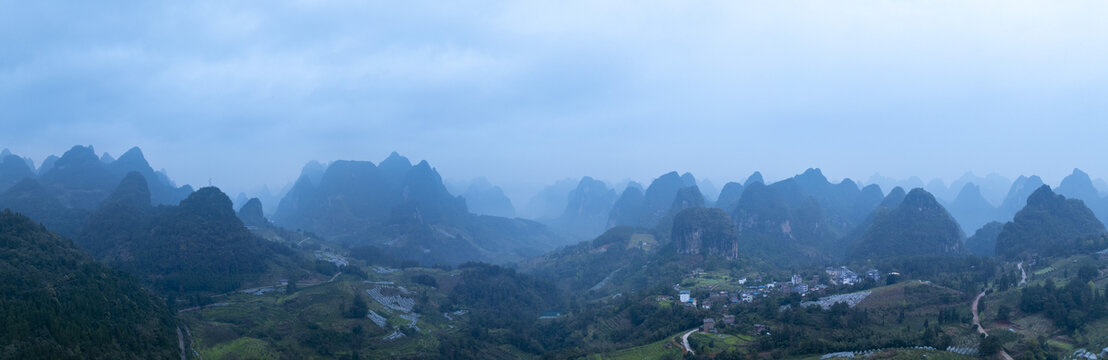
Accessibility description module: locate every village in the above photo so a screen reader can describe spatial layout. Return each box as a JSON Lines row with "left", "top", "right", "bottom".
{"left": 662, "top": 265, "right": 886, "bottom": 335}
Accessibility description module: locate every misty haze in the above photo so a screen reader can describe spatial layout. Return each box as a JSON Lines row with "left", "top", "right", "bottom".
{"left": 3, "top": 2, "right": 1108, "bottom": 360}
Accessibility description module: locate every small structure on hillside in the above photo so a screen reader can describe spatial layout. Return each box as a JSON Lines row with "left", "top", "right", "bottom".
{"left": 702, "top": 318, "right": 715, "bottom": 333}
{"left": 679, "top": 290, "right": 691, "bottom": 303}
{"left": 866, "top": 269, "right": 880, "bottom": 282}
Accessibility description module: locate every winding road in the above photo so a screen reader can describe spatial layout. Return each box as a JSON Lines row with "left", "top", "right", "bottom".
{"left": 681, "top": 329, "right": 698, "bottom": 355}
{"left": 971, "top": 291, "right": 1014, "bottom": 360}
{"left": 1017, "top": 262, "right": 1027, "bottom": 286}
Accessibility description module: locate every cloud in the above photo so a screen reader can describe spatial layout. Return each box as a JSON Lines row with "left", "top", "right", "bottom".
{"left": 2, "top": 1, "right": 1108, "bottom": 200}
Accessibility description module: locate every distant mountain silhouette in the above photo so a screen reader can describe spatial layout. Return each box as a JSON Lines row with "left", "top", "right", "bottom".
{"left": 850, "top": 188, "right": 965, "bottom": 260}
{"left": 4, "top": 145, "right": 190, "bottom": 211}
{"left": 276, "top": 157, "right": 464, "bottom": 228}
{"left": 680, "top": 172, "right": 697, "bottom": 187}
{"left": 461, "top": 177, "right": 516, "bottom": 218}
{"left": 997, "top": 175, "right": 1045, "bottom": 220}
{"left": 551, "top": 176, "right": 617, "bottom": 241}
{"left": 853, "top": 184, "right": 886, "bottom": 222}
{"left": 0, "top": 178, "right": 89, "bottom": 237}
{"left": 699, "top": 179, "right": 719, "bottom": 203}
{"left": 0, "top": 210, "right": 179, "bottom": 359}
{"left": 879, "top": 186, "right": 907, "bottom": 209}
{"left": 1055, "top": 168, "right": 1108, "bottom": 225}
{"left": 995, "top": 185, "right": 1107, "bottom": 259}
{"left": 1096, "top": 178, "right": 1108, "bottom": 196}
{"left": 653, "top": 186, "right": 706, "bottom": 235}
{"left": 0, "top": 154, "right": 35, "bottom": 193}
{"left": 637, "top": 172, "right": 690, "bottom": 228}
{"left": 37, "top": 155, "right": 58, "bottom": 175}
{"left": 744, "top": 171, "right": 764, "bottom": 186}
{"left": 965, "top": 221, "right": 1004, "bottom": 257}
{"left": 237, "top": 197, "right": 269, "bottom": 227}
{"left": 607, "top": 183, "right": 645, "bottom": 228}
{"left": 0, "top": 146, "right": 192, "bottom": 238}
{"left": 273, "top": 153, "right": 562, "bottom": 265}
{"left": 523, "top": 178, "right": 577, "bottom": 220}
{"left": 924, "top": 178, "right": 949, "bottom": 204}
{"left": 948, "top": 183, "right": 998, "bottom": 234}
{"left": 714, "top": 182, "right": 745, "bottom": 213}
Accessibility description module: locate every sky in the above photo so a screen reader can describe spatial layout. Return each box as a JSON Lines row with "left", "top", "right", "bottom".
{"left": 3, "top": 1, "right": 1108, "bottom": 204}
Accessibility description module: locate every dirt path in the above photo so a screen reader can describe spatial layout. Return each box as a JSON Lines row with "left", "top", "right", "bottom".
{"left": 972, "top": 291, "right": 987, "bottom": 335}
{"left": 681, "top": 329, "right": 698, "bottom": 355}
{"left": 971, "top": 291, "right": 1014, "bottom": 360}
{"left": 177, "top": 302, "right": 229, "bottom": 313}
{"left": 176, "top": 327, "right": 186, "bottom": 360}
{"left": 1018, "top": 262, "right": 1027, "bottom": 286}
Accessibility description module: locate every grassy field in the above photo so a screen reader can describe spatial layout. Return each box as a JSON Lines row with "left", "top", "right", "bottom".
{"left": 181, "top": 269, "right": 455, "bottom": 359}
{"left": 587, "top": 333, "right": 684, "bottom": 360}
{"left": 785, "top": 348, "right": 978, "bottom": 360}
{"left": 200, "top": 337, "right": 278, "bottom": 360}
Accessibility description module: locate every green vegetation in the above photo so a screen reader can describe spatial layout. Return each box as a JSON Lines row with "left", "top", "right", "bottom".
{"left": 995, "top": 185, "right": 1108, "bottom": 259}
{"left": 587, "top": 334, "right": 684, "bottom": 360}
{"left": 0, "top": 210, "right": 179, "bottom": 359}
{"left": 850, "top": 189, "right": 965, "bottom": 260}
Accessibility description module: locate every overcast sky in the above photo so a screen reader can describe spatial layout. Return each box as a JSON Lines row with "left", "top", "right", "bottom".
{"left": 3, "top": 1, "right": 1108, "bottom": 202}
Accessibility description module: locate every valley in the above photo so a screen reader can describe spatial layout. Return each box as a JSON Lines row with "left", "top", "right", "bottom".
{"left": 2, "top": 145, "right": 1108, "bottom": 359}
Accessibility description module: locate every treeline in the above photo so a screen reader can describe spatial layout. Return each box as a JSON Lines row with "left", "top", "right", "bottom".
{"left": 865, "top": 255, "right": 999, "bottom": 294}
{"left": 1019, "top": 267, "right": 1107, "bottom": 331}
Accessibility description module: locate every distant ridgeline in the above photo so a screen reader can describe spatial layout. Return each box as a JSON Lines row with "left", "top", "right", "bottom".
{"left": 0, "top": 145, "right": 192, "bottom": 237}
{"left": 4, "top": 144, "right": 1106, "bottom": 269}
{"left": 75, "top": 173, "right": 300, "bottom": 294}
{"left": 533, "top": 166, "right": 1108, "bottom": 267}
{"left": 0, "top": 210, "right": 179, "bottom": 359}
{"left": 0, "top": 145, "right": 300, "bottom": 296}
{"left": 272, "top": 152, "right": 563, "bottom": 265}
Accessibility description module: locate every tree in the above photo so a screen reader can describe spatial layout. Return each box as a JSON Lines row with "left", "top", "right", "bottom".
{"left": 345, "top": 294, "right": 368, "bottom": 319}
{"left": 980, "top": 335, "right": 1002, "bottom": 355}
{"left": 1078, "top": 265, "right": 1098, "bottom": 282}
{"left": 996, "top": 304, "right": 1011, "bottom": 322}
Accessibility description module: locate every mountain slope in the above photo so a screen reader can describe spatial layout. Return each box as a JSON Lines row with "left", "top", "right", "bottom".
{"left": 0, "top": 154, "right": 35, "bottom": 193}
{"left": 1055, "top": 169, "right": 1108, "bottom": 225}
{"left": 272, "top": 153, "right": 563, "bottom": 265}
{"left": 994, "top": 185, "right": 1107, "bottom": 259}
{"left": 850, "top": 188, "right": 965, "bottom": 259}
{"left": 997, "top": 175, "right": 1045, "bottom": 221}
{"left": 77, "top": 176, "right": 295, "bottom": 294}
{"left": 0, "top": 210, "right": 179, "bottom": 359}
{"left": 673, "top": 207, "right": 738, "bottom": 259}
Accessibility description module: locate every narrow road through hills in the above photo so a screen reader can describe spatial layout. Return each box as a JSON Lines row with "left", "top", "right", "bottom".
{"left": 1018, "top": 262, "right": 1027, "bottom": 286}
{"left": 682, "top": 329, "right": 698, "bottom": 355}
{"left": 972, "top": 291, "right": 1014, "bottom": 360}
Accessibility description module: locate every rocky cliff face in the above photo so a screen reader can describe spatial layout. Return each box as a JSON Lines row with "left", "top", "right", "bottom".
{"left": 673, "top": 207, "right": 739, "bottom": 259}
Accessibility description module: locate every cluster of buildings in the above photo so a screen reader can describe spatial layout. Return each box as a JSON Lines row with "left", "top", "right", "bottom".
{"left": 670, "top": 267, "right": 882, "bottom": 313}
{"left": 701, "top": 314, "right": 736, "bottom": 333}
{"left": 825, "top": 266, "right": 880, "bottom": 286}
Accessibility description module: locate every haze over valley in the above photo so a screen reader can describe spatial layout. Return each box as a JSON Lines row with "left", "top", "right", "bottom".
{"left": 4, "top": 2, "right": 1108, "bottom": 359}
